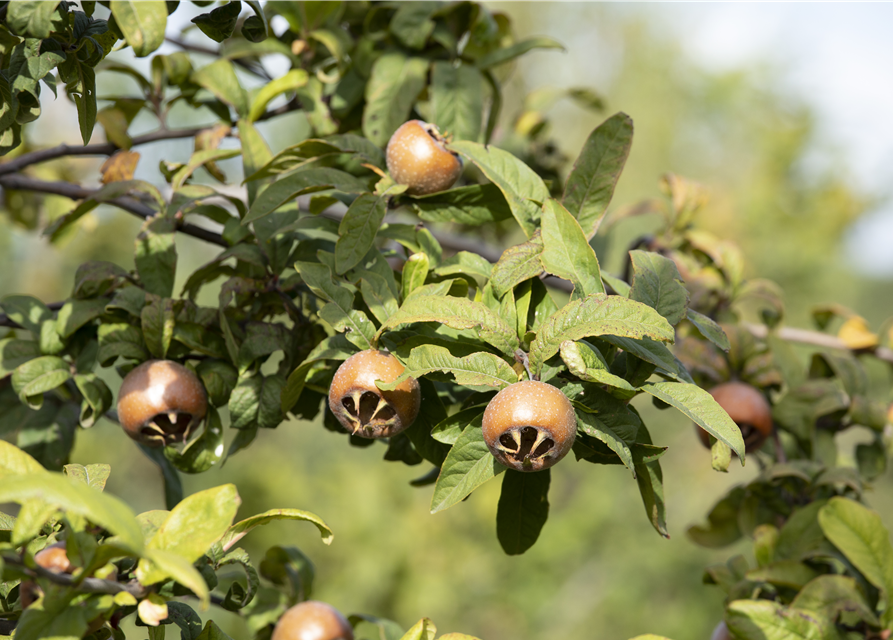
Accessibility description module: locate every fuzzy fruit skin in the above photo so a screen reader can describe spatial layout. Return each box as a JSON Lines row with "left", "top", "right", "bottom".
{"left": 696, "top": 381, "right": 773, "bottom": 452}
{"left": 328, "top": 350, "right": 420, "bottom": 439}
{"left": 482, "top": 380, "right": 577, "bottom": 472}
{"left": 271, "top": 600, "right": 354, "bottom": 640}
{"left": 710, "top": 621, "right": 733, "bottom": 640}
{"left": 386, "top": 120, "right": 462, "bottom": 195}
{"left": 117, "top": 360, "right": 208, "bottom": 448}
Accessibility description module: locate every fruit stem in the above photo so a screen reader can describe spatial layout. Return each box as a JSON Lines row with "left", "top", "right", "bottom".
{"left": 514, "top": 349, "right": 535, "bottom": 381}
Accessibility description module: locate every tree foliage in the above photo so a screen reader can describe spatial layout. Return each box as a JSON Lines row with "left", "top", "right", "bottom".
{"left": 0, "top": 2, "right": 891, "bottom": 639}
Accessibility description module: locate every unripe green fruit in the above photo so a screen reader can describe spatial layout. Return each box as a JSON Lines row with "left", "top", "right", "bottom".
{"left": 482, "top": 380, "right": 577, "bottom": 472}
{"left": 328, "top": 350, "right": 421, "bottom": 438}
{"left": 386, "top": 120, "right": 462, "bottom": 195}
{"left": 117, "top": 360, "right": 208, "bottom": 447}
{"left": 696, "top": 381, "right": 772, "bottom": 453}
{"left": 271, "top": 600, "right": 354, "bottom": 640}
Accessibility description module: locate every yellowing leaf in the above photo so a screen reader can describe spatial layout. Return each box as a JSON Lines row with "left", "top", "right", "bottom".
{"left": 138, "top": 593, "right": 168, "bottom": 626}
{"left": 100, "top": 150, "right": 140, "bottom": 184}
{"left": 838, "top": 316, "right": 878, "bottom": 350}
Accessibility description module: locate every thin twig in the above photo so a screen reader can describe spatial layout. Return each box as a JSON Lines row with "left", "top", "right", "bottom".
{"left": 744, "top": 322, "right": 893, "bottom": 365}
{"left": 165, "top": 36, "right": 272, "bottom": 81}
{"left": 0, "top": 102, "right": 299, "bottom": 177}
{"left": 1, "top": 555, "right": 149, "bottom": 598}
{"left": 0, "top": 174, "right": 228, "bottom": 248}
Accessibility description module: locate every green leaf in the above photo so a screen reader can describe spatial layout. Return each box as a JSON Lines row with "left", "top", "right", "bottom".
{"left": 380, "top": 345, "right": 517, "bottom": 392}
{"left": 0, "top": 337, "right": 42, "bottom": 377}
{"left": 378, "top": 295, "right": 518, "bottom": 357}
{"left": 55, "top": 298, "right": 107, "bottom": 338}
{"left": 686, "top": 487, "right": 745, "bottom": 549}
{"left": 0, "top": 439, "right": 44, "bottom": 478}
{"left": 430, "top": 61, "right": 484, "bottom": 142}
{"left": 141, "top": 296, "right": 175, "bottom": 359}
{"left": 540, "top": 198, "right": 604, "bottom": 298}
{"left": 475, "top": 36, "right": 564, "bottom": 70}
{"left": 243, "top": 167, "right": 368, "bottom": 224}
{"left": 496, "top": 469, "right": 550, "bottom": 555}
{"left": 791, "top": 575, "right": 879, "bottom": 627}
{"left": 137, "top": 484, "right": 240, "bottom": 586}
{"left": 489, "top": 232, "right": 545, "bottom": 298}
{"left": 562, "top": 112, "right": 633, "bottom": 237}
{"left": 135, "top": 216, "right": 177, "bottom": 298}
{"left": 600, "top": 335, "right": 690, "bottom": 382}
{"left": 139, "top": 444, "right": 184, "bottom": 510}
{"left": 448, "top": 140, "right": 548, "bottom": 238}
{"left": 63, "top": 462, "right": 110, "bottom": 491}
{"left": 359, "top": 272, "right": 399, "bottom": 325}
{"left": 628, "top": 251, "right": 688, "bottom": 325}
{"left": 362, "top": 52, "right": 429, "bottom": 147}
{"left": 196, "top": 620, "right": 235, "bottom": 640}
{"left": 192, "top": 58, "right": 249, "bottom": 118}
{"left": 171, "top": 148, "right": 241, "bottom": 190}
{"left": 1, "top": 294, "right": 52, "bottom": 333}
{"left": 0, "top": 472, "right": 144, "bottom": 552}
{"left": 97, "top": 322, "right": 148, "bottom": 365}
{"left": 746, "top": 561, "right": 819, "bottom": 590}
{"left": 219, "top": 508, "right": 334, "bottom": 550}
{"left": 726, "top": 600, "right": 826, "bottom": 640}
{"left": 640, "top": 381, "right": 746, "bottom": 461}
{"left": 110, "top": 0, "right": 167, "bottom": 57}
{"left": 559, "top": 340, "right": 636, "bottom": 395}
{"left": 335, "top": 191, "right": 389, "bottom": 275}
{"left": 191, "top": 0, "right": 241, "bottom": 43}
{"left": 73, "top": 373, "right": 113, "bottom": 428}
{"left": 432, "top": 252, "right": 492, "bottom": 290}
{"left": 390, "top": 2, "right": 438, "bottom": 49}
{"left": 399, "top": 618, "right": 437, "bottom": 640}
{"left": 401, "top": 252, "right": 430, "bottom": 301}
{"left": 632, "top": 440, "right": 668, "bottom": 538}
{"left": 247, "top": 69, "right": 308, "bottom": 122}
{"left": 11, "top": 355, "right": 71, "bottom": 408}
{"left": 819, "top": 496, "right": 893, "bottom": 626}
{"left": 686, "top": 309, "right": 730, "bottom": 351}
{"left": 573, "top": 401, "right": 638, "bottom": 474}
{"left": 164, "top": 406, "right": 225, "bottom": 474}
{"left": 140, "top": 547, "right": 210, "bottom": 608}
{"left": 430, "top": 422, "right": 507, "bottom": 513}
{"left": 411, "top": 183, "right": 512, "bottom": 226}
{"left": 431, "top": 405, "right": 486, "bottom": 447}
{"left": 528, "top": 293, "right": 674, "bottom": 375}
{"left": 6, "top": 2, "right": 60, "bottom": 38}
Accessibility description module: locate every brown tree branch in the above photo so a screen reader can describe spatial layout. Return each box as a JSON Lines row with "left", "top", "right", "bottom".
{"left": 0, "top": 174, "right": 228, "bottom": 248}
{"left": 0, "top": 102, "right": 299, "bottom": 177}
{"left": 743, "top": 322, "right": 893, "bottom": 365}
{"left": 1, "top": 554, "right": 149, "bottom": 598}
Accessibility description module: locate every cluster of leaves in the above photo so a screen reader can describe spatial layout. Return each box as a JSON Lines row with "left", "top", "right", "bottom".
{"left": 1, "top": 2, "right": 892, "bottom": 640}
{"left": 0, "top": 439, "right": 339, "bottom": 639}
{"left": 615, "top": 185, "right": 893, "bottom": 637}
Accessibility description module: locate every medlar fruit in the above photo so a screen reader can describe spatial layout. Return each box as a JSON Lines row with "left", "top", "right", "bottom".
{"left": 386, "top": 120, "right": 463, "bottom": 195}
{"left": 696, "top": 381, "right": 772, "bottom": 452}
{"left": 328, "top": 350, "right": 421, "bottom": 438}
{"left": 117, "top": 360, "right": 208, "bottom": 447}
{"left": 482, "top": 380, "right": 577, "bottom": 472}
{"left": 271, "top": 600, "right": 354, "bottom": 640}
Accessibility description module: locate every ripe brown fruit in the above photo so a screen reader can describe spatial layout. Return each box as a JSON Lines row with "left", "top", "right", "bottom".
{"left": 117, "top": 360, "right": 208, "bottom": 447}
{"left": 385, "top": 120, "right": 462, "bottom": 195}
{"left": 482, "top": 380, "right": 577, "bottom": 472}
{"left": 271, "top": 600, "right": 354, "bottom": 640}
{"left": 696, "top": 381, "right": 773, "bottom": 452}
{"left": 328, "top": 350, "right": 420, "bottom": 438}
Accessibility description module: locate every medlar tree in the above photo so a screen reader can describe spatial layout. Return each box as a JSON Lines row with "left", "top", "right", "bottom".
{"left": 0, "top": 2, "right": 891, "bottom": 640}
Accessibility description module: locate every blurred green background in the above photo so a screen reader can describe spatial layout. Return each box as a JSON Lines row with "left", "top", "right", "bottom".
{"left": 3, "top": 3, "right": 893, "bottom": 639}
